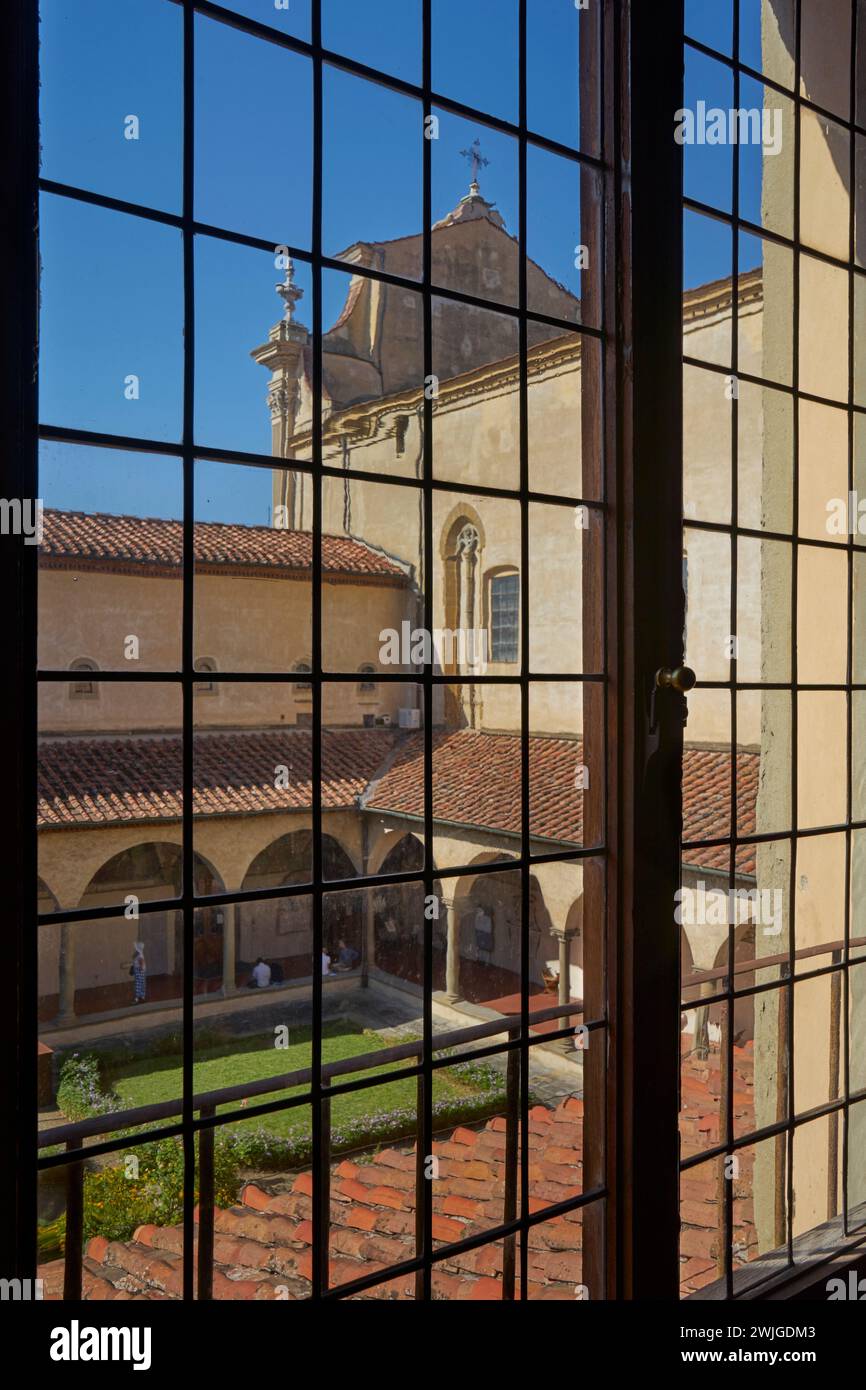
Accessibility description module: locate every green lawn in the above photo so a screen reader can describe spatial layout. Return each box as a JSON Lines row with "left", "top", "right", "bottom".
{"left": 108, "top": 1021, "right": 484, "bottom": 1144}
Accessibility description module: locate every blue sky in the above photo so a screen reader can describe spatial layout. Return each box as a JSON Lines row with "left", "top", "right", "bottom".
{"left": 39, "top": 0, "right": 768, "bottom": 524}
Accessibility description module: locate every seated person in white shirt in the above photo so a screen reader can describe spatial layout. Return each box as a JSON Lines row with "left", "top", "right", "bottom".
{"left": 250, "top": 957, "right": 272, "bottom": 988}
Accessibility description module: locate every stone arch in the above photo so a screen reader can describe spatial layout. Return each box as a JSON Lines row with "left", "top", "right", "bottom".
{"left": 368, "top": 827, "right": 425, "bottom": 878}
{"left": 369, "top": 834, "right": 446, "bottom": 990}
{"left": 233, "top": 830, "right": 359, "bottom": 987}
{"left": 448, "top": 857, "right": 523, "bottom": 1005}
{"left": 47, "top": 841, "right": 225, "bottom": 1019}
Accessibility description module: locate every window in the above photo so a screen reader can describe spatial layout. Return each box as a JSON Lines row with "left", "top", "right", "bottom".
{"left": 681, "top": 0, "right": 866, "bottom": 1300}
{"left": 20, "top": 0, "right": 612, "bottom": 1307}
{"left": 292, "top": 660, "right": 312, "bottom": 694}
{"left": 489, "top": 571, "right": 520, "bottom": 663}
{"left": 13, "top": 0, "right": 864, "bottom": 1321}
{"left": 68, "top": 657, "right": 98, "bottom": 699}
{"left": 193, "top": 657, "right": 218, "bottom": 695}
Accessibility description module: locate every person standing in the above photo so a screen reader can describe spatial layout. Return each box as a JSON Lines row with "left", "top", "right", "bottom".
{"left": 132, "top": 942, "right": 147, "bottom": 1004}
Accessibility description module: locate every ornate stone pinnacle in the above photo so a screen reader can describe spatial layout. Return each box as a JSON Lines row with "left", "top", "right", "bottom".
{"left": 276, "top": 260, "right": 304, "bottom": 324}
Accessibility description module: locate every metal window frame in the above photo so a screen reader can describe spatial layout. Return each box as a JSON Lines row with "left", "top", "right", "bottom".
{"left": 0, "top": 0, "right": 617, "bottom": 1303}
{"left": 680, "top": 0, "right": 866, "bottom": 1300}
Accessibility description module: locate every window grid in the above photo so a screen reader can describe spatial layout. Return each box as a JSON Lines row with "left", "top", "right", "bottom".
{"left": 34, "top": 0, "right": 612, "bottom": 1302}
{"left": 681, "top": 0, "right": 866, "bottom": 1299}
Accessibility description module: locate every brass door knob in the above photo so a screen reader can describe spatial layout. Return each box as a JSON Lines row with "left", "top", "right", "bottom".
{"left": 655, "top": 666, "right": 697, "bottom": 693}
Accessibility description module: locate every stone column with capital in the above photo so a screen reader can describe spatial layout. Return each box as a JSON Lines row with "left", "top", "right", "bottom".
{"left": 441, "top": 895, "right": 461, "bottom": 1002}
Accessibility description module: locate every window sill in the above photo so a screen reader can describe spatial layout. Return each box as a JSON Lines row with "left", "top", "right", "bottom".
{"left": 687, "top": 1202, "right": 866, "bottom": 1301}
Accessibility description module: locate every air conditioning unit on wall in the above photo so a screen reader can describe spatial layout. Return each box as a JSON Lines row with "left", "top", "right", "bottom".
{"left": 398, "top": 707, "right": 421, "bottom": 729}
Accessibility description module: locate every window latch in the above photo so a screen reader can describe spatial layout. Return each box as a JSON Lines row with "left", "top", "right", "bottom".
{"left": 649, "top": 665, "right": 697, "bottom": 735}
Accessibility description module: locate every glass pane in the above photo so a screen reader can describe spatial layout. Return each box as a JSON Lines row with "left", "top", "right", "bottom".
{"left": 741, "top": 231, "right": 793, "bottom": 388}
{"left": 740, "top": 0, "right": 796, "bottom": 88}
{"left": 194, "top": 458, "right": 312, "bottom": 672}
{"left": 730, "top": 1137, "right": 790, "bottom": 1293}
{"left": 224, "top": 0, "right": 311, "bottom": 42}
{"left": 684, "top": 363, "right": 732, "bottom": 525}
{"left": 683, "top": 210, "right": 733, "bottom": 368}
{"left": 323, "top": 0, "right": 421, "bottom": 84}
{"left": 528, "top": 329, "right": 602, "bottom": 501}
{"left": 683, "top": 528, "right": 733, "bottom": 682}
{"left": 197, "top": 239, "right": 313, "bottom": 459}
{"left": 193, "top": 683, "right": 314, "bottom": 894}
{"left": 38, "top": 441, "right": 183, "bottom": 672}
{"left": 432, "top": 491, "right": 521, "bottom": 679}
{"left": 431, "top": 298, "right": 519, "bottom": 489}
{"left": 527, "top": 0, "right": 597, "bottom": 154}
{"left": 432, "top": 0, "right": 518, "bottom": 125}
{"left": 801, "top": 0, "right": 852, "bottom": 121}
{"left": 320, "top": 479, "right": 422, "bottom": 675}
{"left": 530, "top": 502, "right": 601, "bottom": 674}
{"left": 37, "top": 1140, "right": 187, "bottom": 1300}
{"left": 738, "top": 82, "right": 794, "bottom": 239}
{"left": 799, "top": 253, "right": 849, "bottom": 404}
{"left": 683, "top": 49, "right": 734, "bottom": 215}
{"left": 527, "top": 145, "right": 601, "bottom": 329}
{"left": 324, "top": 67, "right": 422, "bottom": 276}
{"left": 431, "top": 111, "right": 518, "bottom": 306}
{"left": 195, "top": 15, "right": 312, "bottom": 246}
{"left": 322, "top": 267, "right": 425, "bottom": 479}
{"left": 39, "top": 195, "right": 183, "bottom": 441}
{"left": 194, "top": 1104, "right": 315, "bottom": 1302}
{"left": 685, "top": 0, "right": 733, "bottom": 56}
{"left": 679, "top": 1153, "right": 724, "bottom": 1297}
{"left": 800, "top": 108, "right": 850, "bottom": 261}
{"left": 40, "top": 0, "right": 182, "bottom": 213}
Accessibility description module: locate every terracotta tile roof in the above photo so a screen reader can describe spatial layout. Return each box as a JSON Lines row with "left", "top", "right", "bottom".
{"left": 36, "top": 1047, "right": 759, "bottom": 1300}
{"left": 367, "top": 729, "right": 581, "bottom": 844}
{"left": 37, "top": 1099, "right": 586, "bottom": 1301}
{"left": 679, "top": 1041, "right": 757, "bottom": 1296}
{"left": 368, "top": 732, "right": 760, "bottom": 863}
{"left": 681, "top": 748, "right": 760, "bottom": 874}
{"left": 37, "top": 729, "right": 395, "bottom": 828}
{"left": 37, "top": 727, "right": 760, "bottom": 874}
{"left": 38, "top": 509, "right": 407, "bottom": 582}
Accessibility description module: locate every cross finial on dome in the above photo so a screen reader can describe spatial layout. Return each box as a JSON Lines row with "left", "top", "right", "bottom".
{"left": 460, "top": 137, "right": 489, "bottom": 194}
